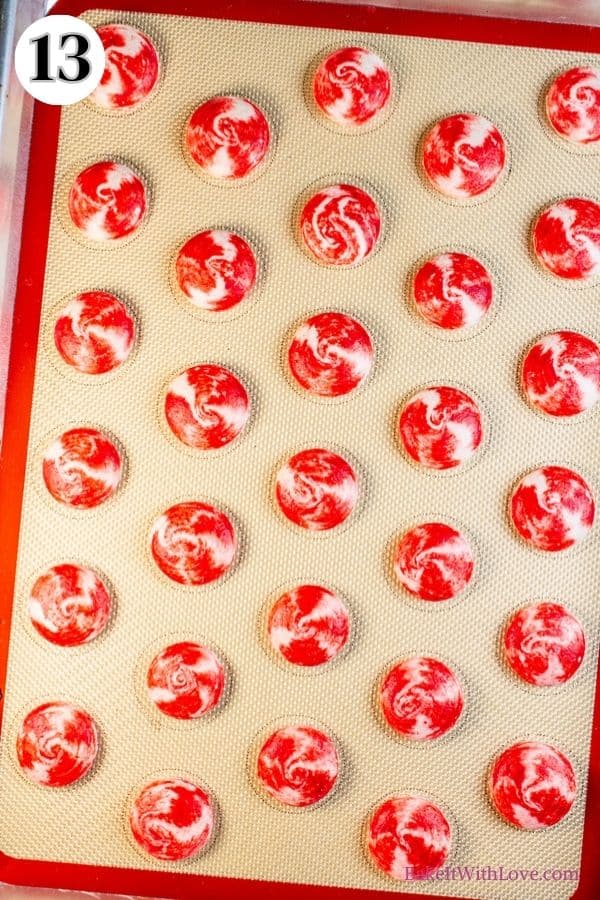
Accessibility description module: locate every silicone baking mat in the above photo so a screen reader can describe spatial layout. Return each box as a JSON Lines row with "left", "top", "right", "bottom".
{"left": 1, "top": 2, "right": 600, "bottom": 899}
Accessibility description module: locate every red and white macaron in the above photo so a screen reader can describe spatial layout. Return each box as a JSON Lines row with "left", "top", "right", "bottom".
{"left": 164, "top": 364, "right": 250, "bottom": 450}
{"left": 54, "top": 290, "right": 135, "bottom": 375}
{"left": 412, "top": 252, "right": 493, "bottom": 331}
{"left": 546, "top": 67, "right": 600, "bottom": 145}
{"left": 28, "top": 563, "right": 112, "bottom": 647}
{"left": 17, "top": 702, "right": 99, "bottom": 787}
{"left": 150, "top": 501, "right": 237, "bottom": 585}
{"left": 421, "top": 113, "right": 506, "bottom": 201}
{"left": 299, "top": 184, "right": 381, "bottom": 267}
{"left": 379, "top": 656, "right": 464, "bottom": 741}
{"left": 185, "top": 96, "right": 270, "bottom": 180}
{"left": 532, "top": 198, "right": 600, "bottom": 280}
{"left": 521, "top": 330, "right": 600, "bottom": 417}
{"left": 393, "top": 522, "right": 475, "bottom": 601}
{"left": 255, "top": 724, "right": 339, "bottom": 807}
{"left": 489, "top": 741, "right": 576, "bottom": 830}
{"left": 130, "top": 778, "right": 215, "bottom": 860}
{"left": 398, "top": 385, "right": 483, "bottom": 470}
{"left": 367, "top": 795, "right": 452, "bottom": 880}
{"left": 275, "top": 448, "right": 359, "bottom": 531}
{"left": 174, "top": 230, "right": 257, "bottom": 312}
{"left": 312, "top": 47, "right": 392, "bottom": 128}
{"left": 68, "top": 161, "right": 147, "bottom": 241}
{"left": 503, "top": 602, "right": 585, "bottom": 687}
{"left": 147, "top": 641, "right": 225, "bottom": 719}
{"left": 42, "top": 427, "right": 123, "bottom": 509}
{"left": 510, "top": 465, "right": 595, "bottom": 552}
{"left": 287, "top": 311, "right": 373, "bottom": 397}
{"left": 90, "top": 24, "right": 159, "bottom": 111}
{"left": 267, "top": 584, "right": 350, "bottom": 667}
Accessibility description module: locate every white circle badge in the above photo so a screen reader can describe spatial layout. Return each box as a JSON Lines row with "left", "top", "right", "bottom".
{"left": 15, "top": 15, "right": 105, "bottom": 106}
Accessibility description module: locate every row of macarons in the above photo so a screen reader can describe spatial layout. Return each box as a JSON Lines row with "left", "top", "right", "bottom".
{"left": 68, "top": 28, "right": 600, "bottom": 284}
{"left": 91, "top": 23, "right": 600, "bottom": 148}
{"left": 14, "top": 698, "right": 578, "bottom": 874}
{"left": 53, "top": 289, "right": 600, "bottom": 422}
{"left": 27, "top": 556, "right": 587, "bottom": 689}
{"left": 40, "top": 421, "right": 596, "bottom": 552}
{"left": 64, "top": 155, "right": 600, "bottom": 283}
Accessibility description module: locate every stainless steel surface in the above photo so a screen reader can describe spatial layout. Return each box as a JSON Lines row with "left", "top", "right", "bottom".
{"left": 0, "top": 887, "right": 161, "bottom": 900}
{"left": 0, "top": 0, "right": 46, "bottom": 444}
{"left": 315, "top": 0, "right": 600, "bottom": 25}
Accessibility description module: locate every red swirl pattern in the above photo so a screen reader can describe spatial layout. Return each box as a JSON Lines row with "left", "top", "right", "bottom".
{"left": 299, "top": 184, "right": 381, "bottom": 267}
{"left": 504, "top": 602, "right": 585, "bottom": 687}
{"left": 267, "top": 584, "right": 350, "bottom": 667}
{"left": 17, "top": 702, "right": 99, "bottom": 787}
{"left": 412, "top": 252, "right": 493, "bottom": 331}
{"left": 42, "top": 427, "right": 122, "bottom": 509}
{"left": 312, "top": 47, "right": 391, "bottom": 128}
{"left": 546, "top": 66, "right": 600, "bottom": 144}
{"left": 150, "top": 501, "right": 236, "bottom": 585}
{"left": 147, "top": 641, "right": 225, "bottom": 719}
{"left": 489, "top": 741, "right": 576, "bottom": 830}
{"left": 164, "top": 364, "right": 250, "bottom": 450}
{"left": 185, "top": 96, "right": 270, "bottom": 180}
{"left": 393, "top": 522, "right": 474, "bottom": 601}
{"left": 275, "top": 447, "right": 358, "bottom": 531}
{"left": 422, "top": 113, "right": 506, "bottom": 200}
{"left": 28, "top": 563, "right": 111, "bottom": 647}
{"left": 379, "top": 657, "right": 464, "bottom": 741}
{"left": 54, "top": 290, "right": 135, "bottom": 375}
{"left": 175, "top": 230, "right": 257, "bottom": 311}
{"left": 398, "top": 385, "right": 483, "bottom": 470}
{"left": 287, "top": 311, "right": 373, "bottom": 397}
{"left": 510, "top": 465, "right": 595, "bottom": 552}
{"left": 532, "top": 198, "right": 600, "bottom": 280}
{"left": 256, "top": 724, "right": 339, "bottom": 807}
{"left": 367, "top": 795, "right": 452, "bottom": 880}
{"left": 521, "top": 330, "right": 600, "bottom": 417}
{"left": 91, "top": 24, "right": 159, "bottom": 110}
{"left": 68, "top": 161, "right": 147, "bottom": 241}
{"left": 130, "top": 778, "right": 214, "bottom": 860}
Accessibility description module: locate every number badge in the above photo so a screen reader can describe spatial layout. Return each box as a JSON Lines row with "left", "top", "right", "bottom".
{"left": 15, "top": 15, "right": 105, "bottom": 106}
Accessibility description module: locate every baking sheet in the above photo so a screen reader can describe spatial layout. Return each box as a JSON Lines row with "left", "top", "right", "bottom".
{"left": 0, "top": 8, "right": 599, "bottom": 898}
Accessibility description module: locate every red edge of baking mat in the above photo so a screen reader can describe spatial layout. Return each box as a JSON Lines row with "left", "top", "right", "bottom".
{"left": 0, "top": 1, "right": 598, "bottom": 897}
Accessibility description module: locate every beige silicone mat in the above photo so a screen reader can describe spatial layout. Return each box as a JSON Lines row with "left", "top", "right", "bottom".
{"left": 0, "top": 7, "right": 599, "bottom": 899}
